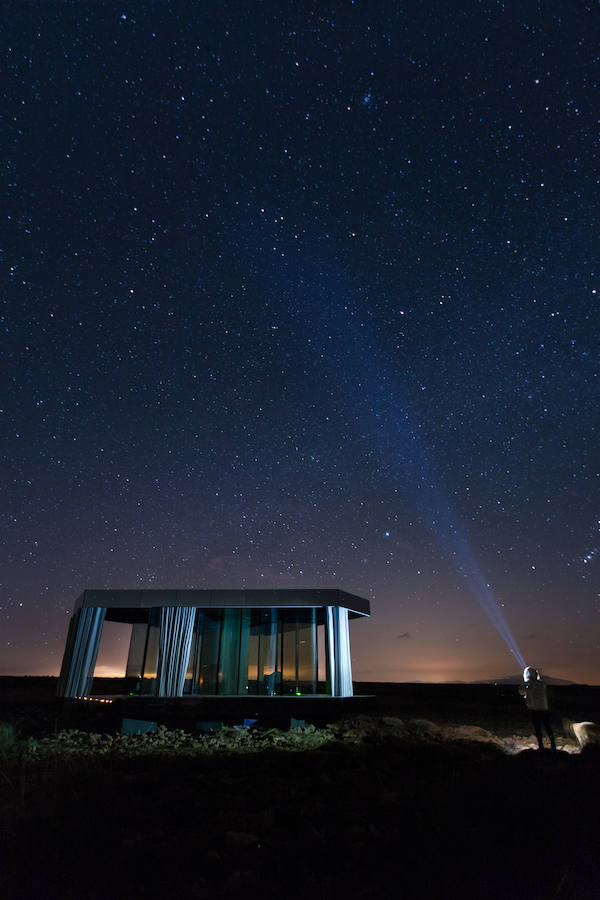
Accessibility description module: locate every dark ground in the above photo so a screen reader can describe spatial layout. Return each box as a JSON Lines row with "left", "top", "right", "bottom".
{"left": 1, "top": 678, "right": 599, "bottom": 899}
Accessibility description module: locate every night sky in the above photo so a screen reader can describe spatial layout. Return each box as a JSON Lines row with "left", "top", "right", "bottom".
{"left": 3, "top": 2, "right": 598, "bottom": 684}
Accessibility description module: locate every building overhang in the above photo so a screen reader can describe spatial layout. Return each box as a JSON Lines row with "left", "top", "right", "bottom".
{"left": 75, "top": 588, "right": 370, "bottom": 619}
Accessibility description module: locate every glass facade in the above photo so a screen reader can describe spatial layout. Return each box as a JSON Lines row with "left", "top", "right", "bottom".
{"left": 124, "top": 608, "right": 160, "bottom": 695}
{"left": 124, "top": 606, "right": 324, "bottom": 696}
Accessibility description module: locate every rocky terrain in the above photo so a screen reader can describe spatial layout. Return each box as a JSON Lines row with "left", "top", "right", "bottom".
{"left": 1, "top": 678, "right": 599, "bottom": 899}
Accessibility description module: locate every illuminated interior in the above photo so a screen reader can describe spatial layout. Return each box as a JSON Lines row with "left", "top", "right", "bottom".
{"left": 125, "top": 606, "right": 323, "bottom": 696}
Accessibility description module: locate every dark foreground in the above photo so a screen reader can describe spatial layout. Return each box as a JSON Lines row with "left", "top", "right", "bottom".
{"left": 1, "top": 679, "right": 599, "bottom": 899}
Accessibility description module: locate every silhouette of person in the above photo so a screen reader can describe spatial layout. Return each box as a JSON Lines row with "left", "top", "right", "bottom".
{"left": 519, "top": 666, "right": 556, "bottom": 751}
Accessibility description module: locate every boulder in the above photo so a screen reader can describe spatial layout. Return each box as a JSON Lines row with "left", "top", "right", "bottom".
{"left": 442, "top": 724, "right": 500, "bottom": 745}
{"left": 406, "top": 718, "right": 441, "bottom": 739}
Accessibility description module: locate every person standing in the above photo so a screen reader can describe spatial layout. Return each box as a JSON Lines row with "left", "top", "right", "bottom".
{"left": 519, "top": 666, "right": 556, "bottom": 751}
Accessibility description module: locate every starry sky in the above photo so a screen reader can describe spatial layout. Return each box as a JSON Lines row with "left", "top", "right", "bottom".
{"left": 3, "top": 1, "right": 599, "bottom": 684}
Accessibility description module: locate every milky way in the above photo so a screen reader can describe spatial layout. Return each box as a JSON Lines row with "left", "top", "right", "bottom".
{"left": 2, "top": 2, "right": 598, "bottom": 682}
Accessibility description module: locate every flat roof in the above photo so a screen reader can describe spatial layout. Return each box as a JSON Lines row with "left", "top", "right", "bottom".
{"left": 76, "top": 588, "right": 370, "bottom": 618}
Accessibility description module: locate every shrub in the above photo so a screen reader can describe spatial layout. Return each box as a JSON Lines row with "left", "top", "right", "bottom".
{"left": 0, "top": 722, "right": 16, "bottom": 753}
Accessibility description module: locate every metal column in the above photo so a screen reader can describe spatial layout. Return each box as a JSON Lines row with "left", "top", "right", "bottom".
{"left": 325, "top": 606, "right": 353, "bottom": 697}
{"left": 57, "top": 607, "right": 107, "bottom": 697}
{"left": 157, "top": 607, "right": 196, "bottom": 697}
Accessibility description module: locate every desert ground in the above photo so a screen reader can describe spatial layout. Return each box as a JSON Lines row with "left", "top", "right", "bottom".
{"left": 1, "top": 677, "right": 599, "bottom": 899}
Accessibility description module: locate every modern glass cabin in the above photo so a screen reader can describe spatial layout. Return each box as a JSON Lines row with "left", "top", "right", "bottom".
{"left": 57, "top": 589, "right": 370, "bottom": 699}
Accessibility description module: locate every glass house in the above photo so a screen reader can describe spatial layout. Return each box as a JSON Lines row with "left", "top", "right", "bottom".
{"left": 57, "top": 589, "right": 370, "bottom": 699}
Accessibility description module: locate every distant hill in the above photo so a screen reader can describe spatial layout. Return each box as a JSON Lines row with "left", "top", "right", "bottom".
{"left": 476, "top": 675, "right": 575, "bottom": 686}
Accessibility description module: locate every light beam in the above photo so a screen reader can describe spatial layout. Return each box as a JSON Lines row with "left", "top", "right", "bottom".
{"left": 294, "top": 271, "right": 526, "bottom": 668}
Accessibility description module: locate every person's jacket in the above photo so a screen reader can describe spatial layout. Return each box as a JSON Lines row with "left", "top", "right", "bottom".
{"left": 519, "top": 680, "right": 548, "bottom": 711}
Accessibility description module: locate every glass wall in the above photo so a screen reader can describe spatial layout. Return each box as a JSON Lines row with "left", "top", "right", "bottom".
{"left": 190, "top": 607, "right": 321, "bottom": 695}
{"left": 128, "top": 606, "right": 325, "bottom": 696}
{"left": 124, "top": 608, "right": 160, "bottom": 695}
{"left": 188, "top": 610, "right": 222, "bottom": 694}
{"left": 219, "top": 609, "right": 251, "bottom": 694}
{"left": 277, "top": 609, "right": 318, "bottom": 695}
{"left": 247, "top": 609, "right": 279, "bottom": 695}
